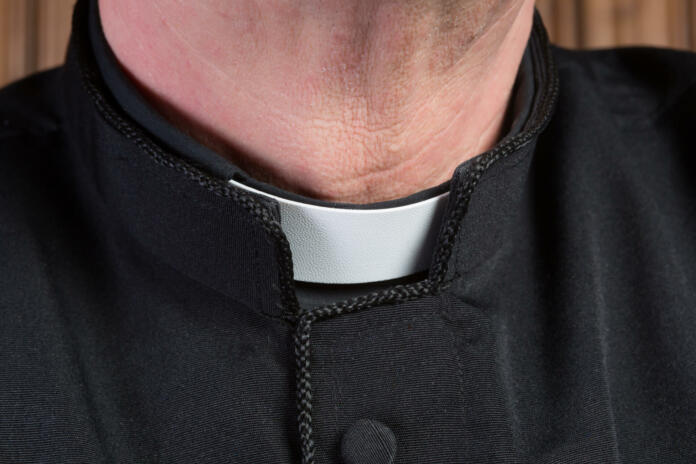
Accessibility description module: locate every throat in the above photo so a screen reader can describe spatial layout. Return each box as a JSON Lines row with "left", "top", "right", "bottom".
{"left": 99, "top": 0, "right": 534, "bottom": 203}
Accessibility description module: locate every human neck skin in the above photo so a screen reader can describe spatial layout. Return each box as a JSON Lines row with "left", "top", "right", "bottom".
{"left": 99, "top": 0, "right": 534, "bottom": 203}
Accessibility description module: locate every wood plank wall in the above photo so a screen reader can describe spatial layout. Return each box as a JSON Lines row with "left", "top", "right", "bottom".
{"left": 0, "top": 0, "right": 75, "bottom": 86}
{"left": 1, "top": 0, "right": 696, "bottom": 87}
{"left": 536, "top": 0, "right": 696, "bottom": 49}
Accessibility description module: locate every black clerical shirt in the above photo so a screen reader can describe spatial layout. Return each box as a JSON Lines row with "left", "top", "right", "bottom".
{"left": 2, "top": 0, "right": 696, "bottom": 463}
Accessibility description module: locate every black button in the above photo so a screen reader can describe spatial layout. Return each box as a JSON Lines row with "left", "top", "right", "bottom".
{"left": 341, "top": 419, "right": 397, "bottom": 464}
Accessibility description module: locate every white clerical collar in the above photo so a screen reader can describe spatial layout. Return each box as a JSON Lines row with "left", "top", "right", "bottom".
{"left": 229, "top": 179, "right": 450, "bottom": 284}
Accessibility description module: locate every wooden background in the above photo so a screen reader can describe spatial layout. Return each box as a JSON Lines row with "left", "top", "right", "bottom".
{"left": 1, "top": 0, "right": 696, "bottom": 88}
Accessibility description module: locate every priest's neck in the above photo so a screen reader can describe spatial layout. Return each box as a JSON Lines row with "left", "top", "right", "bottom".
{"left": 99, "top": 0, "right": 534, "bottom": 203}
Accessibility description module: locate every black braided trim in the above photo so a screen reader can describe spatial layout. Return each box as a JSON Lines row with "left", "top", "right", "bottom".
{"left": 430, "top": 13, "right": 560, "bottom": 290}
{"left": 68, "top": 0, "right": 300, "bottom": 316}
{"left": 293, "top": 280, "right": 434, "bottom": 464}
{"left": 291, "top": 10, "right": 560, "bottom": 464}
{"left": 294, "top": 313, "right": 316, "bottom": 464}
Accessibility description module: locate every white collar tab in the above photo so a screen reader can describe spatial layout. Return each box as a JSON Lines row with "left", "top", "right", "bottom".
{"left": 229, "top": 179, "right": 449, "bottom": 284}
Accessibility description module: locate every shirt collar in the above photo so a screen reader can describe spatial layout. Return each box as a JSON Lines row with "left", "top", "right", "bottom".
{"left": 59, "top": 0, "right": 558, "bottom": 318}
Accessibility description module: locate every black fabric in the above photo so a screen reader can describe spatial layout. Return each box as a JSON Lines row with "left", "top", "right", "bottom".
{"left": 1, "top": 0, "right": 696, "bottom": 463}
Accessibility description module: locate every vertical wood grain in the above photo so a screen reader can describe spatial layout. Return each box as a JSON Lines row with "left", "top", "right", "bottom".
{"left": 667, "top": 0, "right": 690, "bottom": 49}
{"left": 635, "top": 0, "right": 670, "bottom": 46}
{"left": 688, "top": 0, "right": 696, "bottom": 48}
{"left": 0, "top": 0, "right": 37, "bottom": 85}
{"left": 36, "top": 0, "right": 76, "bottom": 70}
{"left": 579, "top": 0, "right": 617, "bottom": 48}
{"left": 615, "top": 0, "right": 638, "bottom": 45}
{"left": 554, "top": 0, "right": 580, "bottom": 48}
